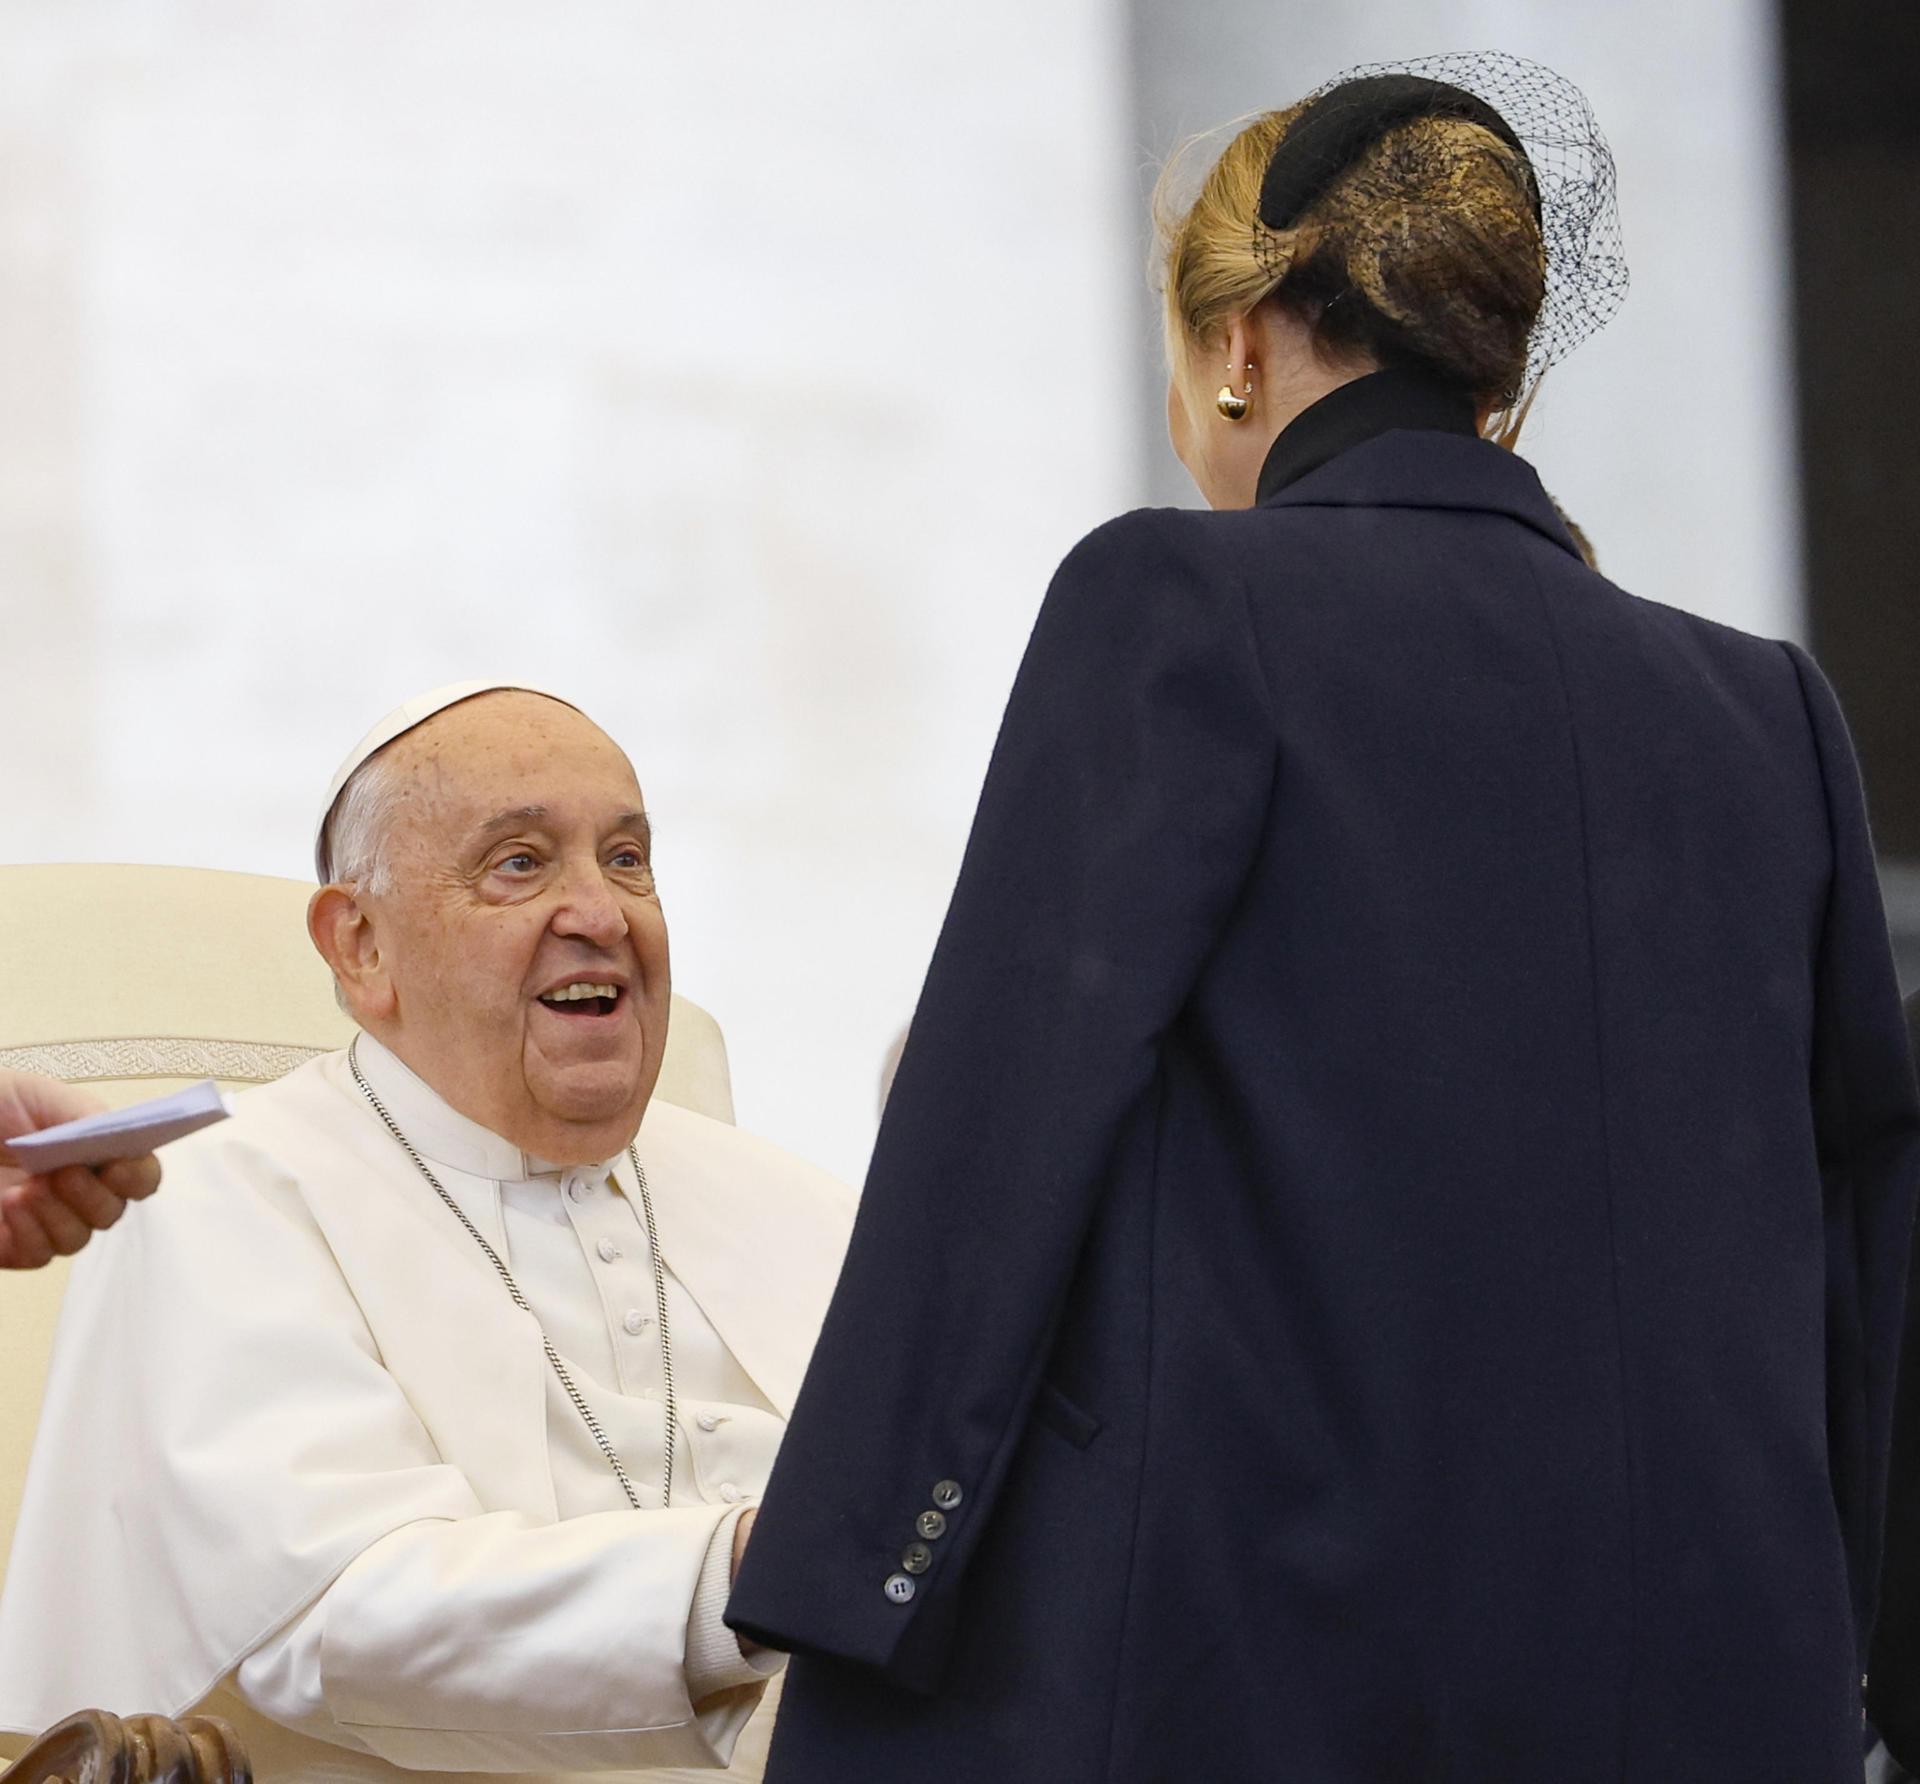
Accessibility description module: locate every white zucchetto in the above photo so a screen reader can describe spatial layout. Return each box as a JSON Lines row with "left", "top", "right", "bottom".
{"left": 314, "top": 680, "right": 581, "bottom": 880}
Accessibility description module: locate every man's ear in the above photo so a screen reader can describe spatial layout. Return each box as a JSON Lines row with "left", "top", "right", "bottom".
{"left": 307, "top": 885, "right": 396, "bottom": 1023}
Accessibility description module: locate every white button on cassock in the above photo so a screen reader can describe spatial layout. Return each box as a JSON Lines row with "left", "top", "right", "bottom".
{"left": 597, "top": 1238, "right": 621, "bottom": 1263}
{"left": 623, "top": 1309, "right": 647, "bottom": 1336}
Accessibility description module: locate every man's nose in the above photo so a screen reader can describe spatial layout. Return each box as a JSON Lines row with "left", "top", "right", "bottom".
{"left": 551, "top": 861, "right": 630, "bottom": 945}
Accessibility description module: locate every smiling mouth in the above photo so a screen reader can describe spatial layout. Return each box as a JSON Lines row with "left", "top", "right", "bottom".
{"left": 537, "top": 982, "right": 624, "bottom": 1018}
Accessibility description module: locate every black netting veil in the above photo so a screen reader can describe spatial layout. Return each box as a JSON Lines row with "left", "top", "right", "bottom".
{"left": 1253, "top": 51, "right": 1628, "bottom": 388}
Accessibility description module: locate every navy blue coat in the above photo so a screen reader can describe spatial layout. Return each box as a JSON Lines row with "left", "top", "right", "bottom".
{"left": 728, "top": 384, "right": 1920, "bottom": 1783}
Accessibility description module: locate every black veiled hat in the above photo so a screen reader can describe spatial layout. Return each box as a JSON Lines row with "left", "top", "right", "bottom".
{"left": 1253, "top": 51, "right": 1628, "bottom": 385}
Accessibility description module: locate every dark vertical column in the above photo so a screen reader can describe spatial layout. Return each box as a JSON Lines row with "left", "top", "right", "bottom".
{"left": 1781, "top": 0, "right": 1920, "bottom": 979}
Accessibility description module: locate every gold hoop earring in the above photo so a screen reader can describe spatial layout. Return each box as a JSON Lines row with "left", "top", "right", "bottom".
{"left": 1216, "top": 366, "right": 1252, "bottom": 422}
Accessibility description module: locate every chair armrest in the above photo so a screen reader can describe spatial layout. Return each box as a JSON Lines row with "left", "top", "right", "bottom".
{"left": 0, "top": 1710, "right": 250, "bottom": 1784}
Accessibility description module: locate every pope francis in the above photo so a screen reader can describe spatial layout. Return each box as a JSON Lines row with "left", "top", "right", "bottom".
{"left": 0, "top": 683, "right": 855, "bottom": 1781}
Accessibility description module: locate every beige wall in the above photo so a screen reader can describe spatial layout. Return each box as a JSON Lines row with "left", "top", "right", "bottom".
{"left": 0, "top": 0, "right": 1137, "bottom": 1184}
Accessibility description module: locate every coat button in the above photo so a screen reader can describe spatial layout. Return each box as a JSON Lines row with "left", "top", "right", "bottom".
{"left": 932, "top": 1479, "right": 963, "bottom": 1511}
{"left": 623, "top": 1309, "right": 648, "bottom": 1335}
{"left": 916, "top": 1509, "right": 947, "bottom": 1541}
{"left": 597, "top": 1237, "right": 622, "bottom": 1263}
{"left": 883, "top": 1572, "right": 917, "bottom": 1605}
{"left": 697, "top": 1413, "right": 720, "bottom": 1433}
{"left": 901, "top": 1542, "right": 933, "bottom": 1575}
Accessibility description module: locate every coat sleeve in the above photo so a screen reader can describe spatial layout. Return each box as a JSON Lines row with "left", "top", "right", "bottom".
{"left": 726, "top": 511, "right": 1277, "bottom": 1689}
{"left": 1773, "top": 647, "right": 1920, "bottom": 1700}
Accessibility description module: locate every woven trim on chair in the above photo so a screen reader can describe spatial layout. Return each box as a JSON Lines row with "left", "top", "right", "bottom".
{"left": 0, "top": 1037, "right": 328, "bottom": 1085}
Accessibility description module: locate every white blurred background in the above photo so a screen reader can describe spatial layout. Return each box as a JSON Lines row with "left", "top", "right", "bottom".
{"left": 0, "top": 1, "right": 1796, "bottom": 1184}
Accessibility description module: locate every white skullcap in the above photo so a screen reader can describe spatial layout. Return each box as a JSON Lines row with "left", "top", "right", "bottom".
{"left": 314, "top": 680, "right": 582, "bottom": 881}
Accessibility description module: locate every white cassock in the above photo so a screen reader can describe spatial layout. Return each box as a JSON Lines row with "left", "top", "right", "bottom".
{"left": 0, "top": 1035, "right": 854, "bottom": 1781}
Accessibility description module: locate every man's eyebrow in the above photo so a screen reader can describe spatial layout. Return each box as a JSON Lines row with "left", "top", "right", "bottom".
{"left": 467, "top": 806, "right": 651, "bottom": 846}
{"left": 473, "top": 805, "right": 550, "bottom": 839}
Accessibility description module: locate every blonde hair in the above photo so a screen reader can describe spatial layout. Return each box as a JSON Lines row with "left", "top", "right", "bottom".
{"left": 1154, "top": 103, "right": 1548, "bottom": 441}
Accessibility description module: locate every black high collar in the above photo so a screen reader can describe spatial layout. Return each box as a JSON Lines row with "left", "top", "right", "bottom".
{"left": 1255, "top": 366, "right": 1479, "bottom": 507}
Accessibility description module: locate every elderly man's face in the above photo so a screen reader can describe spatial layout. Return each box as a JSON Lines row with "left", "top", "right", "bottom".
{"left": 335, "top": 692, "right": 670, "bottom": 1165}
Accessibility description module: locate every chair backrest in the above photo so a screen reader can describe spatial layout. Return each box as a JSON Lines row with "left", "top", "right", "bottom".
{"left": 0, "top": 862, "right": 735, "bottom": 1608}
{"left": 0, "top": 864, "right": 734, "bottom": 1119}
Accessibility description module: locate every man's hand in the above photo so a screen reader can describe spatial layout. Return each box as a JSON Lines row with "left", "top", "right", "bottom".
{"left": 730, "top": 1507, "right": 757, "bottom": 1580}
{"left": 0, "top": 1072, "right": 162, "bottom": 1270}
{"left": 730, "top": 1508, "right": 763, "bottom": 1657}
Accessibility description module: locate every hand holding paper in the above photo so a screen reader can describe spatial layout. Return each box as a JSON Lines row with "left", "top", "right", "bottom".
{"left": 2, "top": 1079, "right": 231, "bottom": 1172}
{"left": 0, "top": 1075, "right": 227, "bottom": 1270}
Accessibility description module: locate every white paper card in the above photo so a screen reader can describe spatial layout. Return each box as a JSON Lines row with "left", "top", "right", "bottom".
{"left": 1, "top": 1080, "right": 232, "bottom": 1172}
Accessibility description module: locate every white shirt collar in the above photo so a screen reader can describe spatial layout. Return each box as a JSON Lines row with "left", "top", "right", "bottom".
{"left": 349, "top": 1030, "right": 626, "bottom": 1186}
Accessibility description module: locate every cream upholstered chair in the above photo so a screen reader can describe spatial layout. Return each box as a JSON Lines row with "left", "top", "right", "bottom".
{"left": 0, "top": 862, "right": 736, "bottom": 1625}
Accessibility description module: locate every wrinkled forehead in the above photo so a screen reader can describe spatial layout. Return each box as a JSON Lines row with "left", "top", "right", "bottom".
{"left": 385, "top": 692, "right": 644, "bottom": 836}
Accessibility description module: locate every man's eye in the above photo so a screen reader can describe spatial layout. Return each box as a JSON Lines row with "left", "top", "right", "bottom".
{"left": 610, "top": 850, "right": 647, "bottom": 871}
{"left": 497, "top": 853, "right": 539, "bottom": 874}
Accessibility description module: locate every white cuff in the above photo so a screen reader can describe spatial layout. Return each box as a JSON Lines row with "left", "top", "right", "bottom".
{"left": 685, "top": 1505, "right": 784, "bottom": 1702}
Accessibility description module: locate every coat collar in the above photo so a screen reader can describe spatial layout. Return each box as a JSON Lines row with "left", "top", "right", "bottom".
{"left": 1256, "top": 369, "right": 1584, "bottom": 562}
{"left": 1255, "top": 365, "right": 1478, "bottom": 504}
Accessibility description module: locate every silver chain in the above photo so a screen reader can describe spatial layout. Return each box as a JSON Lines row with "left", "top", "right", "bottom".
{"left": 347, "top": 1037, "right": 675, "bottom": 1511}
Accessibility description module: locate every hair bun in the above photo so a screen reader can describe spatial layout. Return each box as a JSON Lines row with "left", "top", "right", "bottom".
{"left": 1156, "top": 52, "right": 1625, "bottom": 419}
{"left": 1317, "top": 112, "right": 1547, "bottom": 402}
